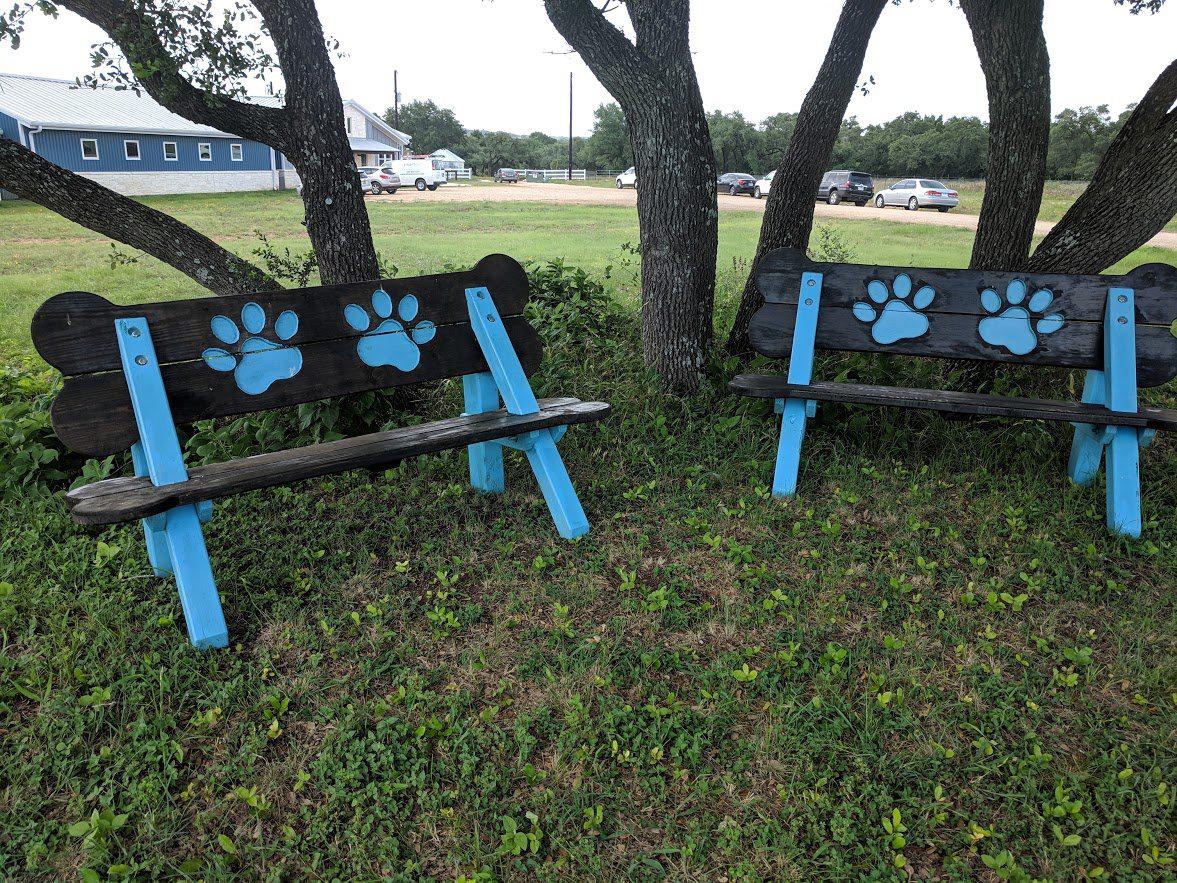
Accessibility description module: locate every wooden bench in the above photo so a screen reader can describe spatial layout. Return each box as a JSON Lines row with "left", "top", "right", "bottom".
{"left": 732, "top": 247, "right": 1177, "bottom": 537}
{"left": 33, "top": 254, "right": 609, "bottom": 649}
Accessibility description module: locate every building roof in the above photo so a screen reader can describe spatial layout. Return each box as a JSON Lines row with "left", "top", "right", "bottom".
{"left": 0, "top": 73, "right": 407, "bottom": 150}
{"left": 342, "top": 99, "right": 410, "bottom": 146}
{"left": 0, "top": 72, "right": 251, "bottom": 137}
{"left": 430, "top": 148, "right": 465, "bottom": 163}
{"left": 349, "top": 136, "right": 400, "bottom": 153}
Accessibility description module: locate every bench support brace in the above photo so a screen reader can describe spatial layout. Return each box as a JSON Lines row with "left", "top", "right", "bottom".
{"left": 463, "top": 287, "right": 590, "bottom": 539}
{"left": 1066, "top": 287, "right": 1142, "bottom": 537}
{"left": 116, "top": 318, "right": 228, "bottom": 649}
{"left": 773, "top": 272, "right": 824, "bottom": 497}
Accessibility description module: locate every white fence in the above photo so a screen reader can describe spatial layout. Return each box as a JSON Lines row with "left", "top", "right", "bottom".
{"left": 523, "top": 169, "right": 587, "bottom": 181}
{"left": 443, "top": 168, "right": 472, "bottom": 180}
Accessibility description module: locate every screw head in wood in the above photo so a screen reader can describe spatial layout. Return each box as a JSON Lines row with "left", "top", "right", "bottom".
{"left": 1117, "top": 295, "right": 1127, "bottom": 303}
{"left": 135, "top": 355, "right": 147, "bottom": 365}
{"left": 487, "top": 314, "right": 496, "bottom": 323}
{"left": 1117, "top": 316, "right": 1127, "bottom": 324}
{"left": 128, "top": 327, "right": 141, "bottom": 338}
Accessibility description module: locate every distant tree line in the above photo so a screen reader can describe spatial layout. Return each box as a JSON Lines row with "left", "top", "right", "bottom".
{"left": 391, "top": 98, "right": 1140, "bottom": 182}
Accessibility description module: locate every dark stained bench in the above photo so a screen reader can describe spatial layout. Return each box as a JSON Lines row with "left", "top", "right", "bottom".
{"left": 732, "top": 247, "right": 1176, "bottom": 537}
{"left": 33, "top": 254, "right": 609, "bottom": 649}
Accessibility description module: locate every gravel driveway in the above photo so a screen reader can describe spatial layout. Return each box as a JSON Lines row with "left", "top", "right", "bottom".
{"left": 372, "top": 182, "right": 1177, "bottom": 251}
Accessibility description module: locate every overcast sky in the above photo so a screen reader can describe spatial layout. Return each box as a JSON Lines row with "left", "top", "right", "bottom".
{"left": 1, "top": 0, "right": 1173, "bottom": 137}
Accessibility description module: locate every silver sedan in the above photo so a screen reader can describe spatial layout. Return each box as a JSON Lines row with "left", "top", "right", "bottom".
{"left": 874, "top": 178, "right": 959, "bottom": 212}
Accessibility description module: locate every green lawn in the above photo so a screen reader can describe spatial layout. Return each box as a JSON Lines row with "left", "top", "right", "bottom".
{"left": 1, "top": 192, "right": 1175, "bottom": 881}
{"left": 0, "top": 191, "right": 1173, "bottom": 361}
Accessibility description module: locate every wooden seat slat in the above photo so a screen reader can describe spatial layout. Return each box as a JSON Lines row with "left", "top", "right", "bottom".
{"left": 731, "top": 376, "right": 1177, "bottom": 431}
{"left": 66, "top": 397, "right": 609, "bottom": 525}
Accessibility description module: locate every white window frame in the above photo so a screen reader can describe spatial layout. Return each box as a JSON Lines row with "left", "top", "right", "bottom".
{"left": 123, "top": 139, "right": 141, "bottom": 161}
{"left": 230, "top": 143, "right": 243, "bottom": 162}
{"left": 80, "top": 138, "right": 99, "bottom": 161}
{"left": 162, "top": 141, "right": 178, "bottom": 162}
{"left": 198, "top": 142, "right": 213, "bottom": 162}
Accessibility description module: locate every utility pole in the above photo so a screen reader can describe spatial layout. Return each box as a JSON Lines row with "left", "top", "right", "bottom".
{"left": 393, "top": 70, "right": 400, "bottom": 131}
{"left": 567, "top": 71, "right": 573, "bottom": 181}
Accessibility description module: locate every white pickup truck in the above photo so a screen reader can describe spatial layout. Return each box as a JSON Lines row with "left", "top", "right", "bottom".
{"left": 388, "top": 159, "right": 448, "bottom": 192}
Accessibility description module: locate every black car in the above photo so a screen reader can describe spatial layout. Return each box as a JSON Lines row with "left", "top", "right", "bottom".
{"left": 816, "top": 170, "right": 873, "bottom": 206}
{"left": 717, "top": 172, "right": 757, "bottom": 196}
{"left": 494, "top": 168, "right": 521, "bottom": 183}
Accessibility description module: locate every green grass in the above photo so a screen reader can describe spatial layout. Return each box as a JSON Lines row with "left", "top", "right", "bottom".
{"left": 0, "top": 191, "right": 1172, "bottom": 361}
{"left": 1, "top": 193, "right": 1175, "bottom": 880}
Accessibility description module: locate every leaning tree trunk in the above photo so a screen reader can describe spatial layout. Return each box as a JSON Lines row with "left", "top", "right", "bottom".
{"left": 960, "top": 0, "right": 1051, "bottom": 271}
{"left": 1028, "top": 58, "right": 1177, "bottom": 274}
{"left": 58, "top": 0, "right": 380, "bottom": 286}
{"left": 545, "top": 0, "right": 716, "bottom": 394}
{"left": 726, "top": 0, "right": 888, "bottom": 353}
{"left": 0, "top": 138, "right": 279, "bottom": 296}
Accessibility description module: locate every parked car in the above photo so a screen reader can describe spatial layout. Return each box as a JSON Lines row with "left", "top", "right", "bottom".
{"left": 717, "top": 172, "right": 757, "bottom": 196}
{"left": 388, "top": 158, "right": 447, "bottom": 191}
{"left": 753, "top": 170, "right": 774, "bottom": 199}
{"left": 360, "top": 167, "right": 400, "bottom": 195}
{"left": 616, "top": 166, "right": 637, "bottom": 189}
{"left": 874, "top": 178, "right": 959, "bottom": 212}
{"left": 816, "top": 170, "right": 873, "bottom": 206}
{"left": 494, "top": 168, "right": 521, "bottom": 183}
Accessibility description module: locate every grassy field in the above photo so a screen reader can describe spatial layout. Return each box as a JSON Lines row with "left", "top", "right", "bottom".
{"left": 1, "top": 193, "right": 1175, "bottom": 881}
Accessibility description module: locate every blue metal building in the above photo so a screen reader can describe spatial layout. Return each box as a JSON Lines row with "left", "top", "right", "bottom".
{"left": 0, "top": 73, "right": 412, "bottom": 197}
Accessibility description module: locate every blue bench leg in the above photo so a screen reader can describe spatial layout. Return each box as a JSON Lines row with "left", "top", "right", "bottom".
{"left": 524, "top": 429, "right": 589, "bottom": 539}
{"left": 132, "top": 443, "right": 173, "bottom": 576}
{"left": 162, "top": 504, "right": 229, "bottom": 649}
{"left": 772, "top": 398, "right": 809, "bottom": 497}
{"left": 463, "top": 372, "right": 505, "bottom": 493}
{"left": 1067, "top": 370, "right": 1107, "bottom": 487}
{"left": 1105, "top": 427, "right": 1142, "bottom": 538}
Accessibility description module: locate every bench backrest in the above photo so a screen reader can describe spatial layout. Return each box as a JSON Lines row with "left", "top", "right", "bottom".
{"left": 33, "top": 254, "right": 539, "bottom": 457}
{"left": 748, "top": 248, "right": 1177, "bottom": 388}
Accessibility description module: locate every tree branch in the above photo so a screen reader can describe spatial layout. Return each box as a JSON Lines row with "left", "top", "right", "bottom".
{"left": 0, "top": 138, "right": 280, "bottom": 296}
{"left": 55, "top": 0, "right": 289, "bottom": 148}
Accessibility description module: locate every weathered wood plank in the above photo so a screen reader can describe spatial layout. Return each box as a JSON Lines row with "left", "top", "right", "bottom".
{"left": 756, "top": 247, "right": 1176, "bottom": 325}
{"left": 746, "top": 301, "right": 1177, "bottom": 387}
{"left": 66, "top": 397, "right": 610, "bottom": 525}
{"left": 52, "top": 316, "right": 543, "bottom": 457}
{"left": 731, "top": 375, "right": 1177, "bottom": 430}
{"left": 32, "top": 254, "right": 530, "bottom": 375}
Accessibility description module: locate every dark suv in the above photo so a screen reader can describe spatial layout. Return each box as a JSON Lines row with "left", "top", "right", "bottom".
{"left": 816, "top": 170, "right": 873, "bottom": 206}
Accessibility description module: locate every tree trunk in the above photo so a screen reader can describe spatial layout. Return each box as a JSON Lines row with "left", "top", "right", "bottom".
{"left": 960, "top": 0, "right": 1051, "bottom": 271}
{"left": 1028, "top": 58, "right": 1177, "bottom": 274}
{"left": 58, "top": 0, "right": 380, "bottom": 286}
{"left": 545, "top": 0, "right": 716, "bottom": 394}
{"left": 726, "top": 0, "right": 888, "bottom": 353}
{"left": 253, "top": 0, "right": 380, "bottom": 285}
{"left": 0, "top": 138, "right": 279, "bottom": 296}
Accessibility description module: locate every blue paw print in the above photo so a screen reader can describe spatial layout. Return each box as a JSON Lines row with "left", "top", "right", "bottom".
{"left": 978, "top": 280, "right": 1064, "bottom": 355}
{"left": 344, "top": 290, "right": 437, "bottom": 371}
{"left": 852, "top": 273, "right": 935, "bottom": 345}
{"left": 201, "top": 302, "right": 302, "bottom": 395}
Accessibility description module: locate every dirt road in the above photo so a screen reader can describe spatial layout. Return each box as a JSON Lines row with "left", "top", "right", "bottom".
{"left": 372, "top": 182, "right": 1177, "bottom": 251}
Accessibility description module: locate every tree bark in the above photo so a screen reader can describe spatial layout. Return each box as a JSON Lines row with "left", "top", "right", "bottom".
{"left": 545, "top": 0, "right": 716, "bottom": 394}
{"left": 726, "top": 0, "right": 888, "bottom": 354}
{"left": 0, "top": 138, "right": 279, "bottom": 296}
{"left": 1028, "top": 58, "right": 1177, "bottom": 274}
{"left": 56, "top": 0, "right": 380, "bottom": 285}
{"left": 960, "top": 0, "right": 1051, "bottom": 271}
